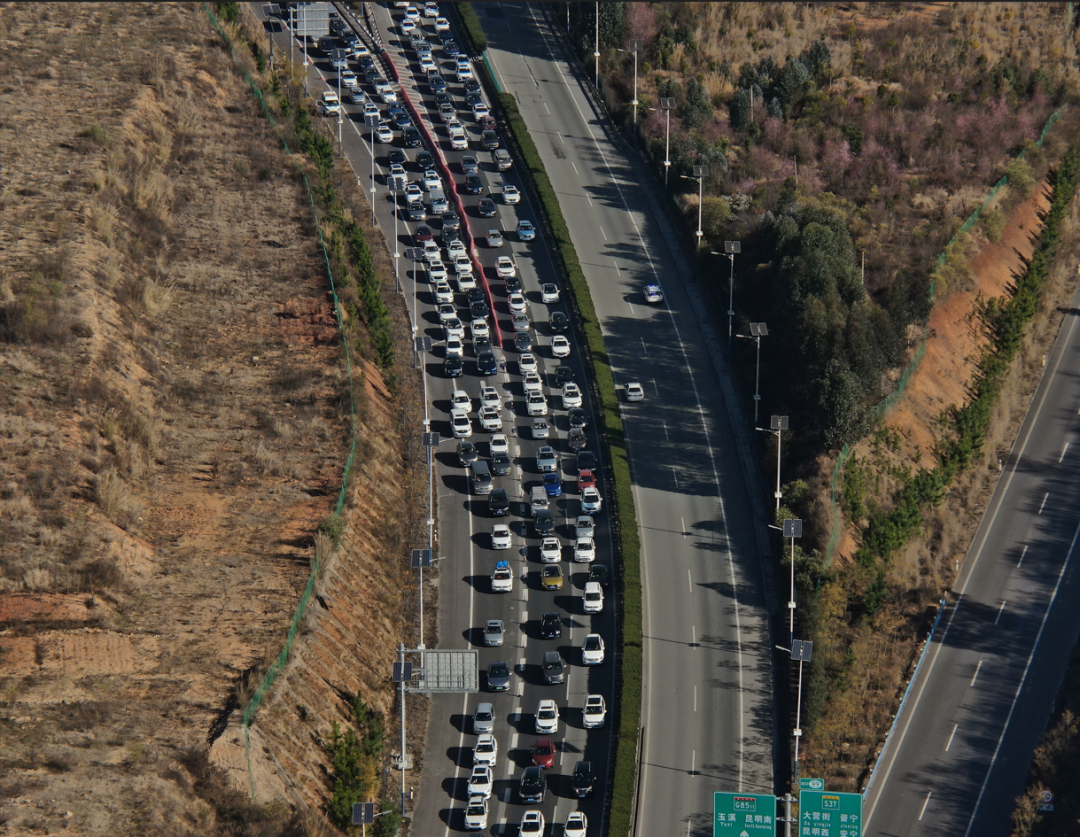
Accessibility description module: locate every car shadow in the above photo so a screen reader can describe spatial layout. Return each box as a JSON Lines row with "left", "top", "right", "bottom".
{"left": 447, "top": 746, "right": 472, "bottom": 769}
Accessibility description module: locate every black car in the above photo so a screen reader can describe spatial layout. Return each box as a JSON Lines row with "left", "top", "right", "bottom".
{"left": 519, "top": 766, "right": 545, "bottom": 804}
{"left": 568, "top": 427, "right": 586, "bottom": 451}
{"left": 576, "top": 450, "right": 596, "bottom": 472}
{"left": 467, "top": 288, "right": 486, "bottom": 306}
{"left": 470, "top": 300, "right": 490, "bottom": 321}
{"left": 458, "top": 439, "right": 479, "bottom": 467}
{"left": 417, "top": 149, "right": 435, "bottom": 168}
{"left": 588, "top": 563, "right": 610, "bottom": 588}
{"left": 434, "top": 91, "right": 451, "bottom": 107}
{"left": 514, "top": 331, "right": 533, "bottom": 353}
{"left": 491, "top": 451, "right": 511, "bottom": 475}
{"left": 542, "top": 650, "right": 565, "bottom": 685}
{"left": 444, "top": 355, "right": 463, "bottom": 377}
{"left": 568, "top": 407, "right": 588, "bottom": 429}
{"left": 549, "top": 311, "right": 569, "bottom": 333}
{"left": 540, "top": 612, "right": 562, "bottom": 639}
{"left": 481, "top": 129, "right": 499, "bottom": 150}
{"left": 478, "top": 197, "right": 497, "bottom": 217}
{"left": 477, "top": 350, "right": 497, "bottom": 376}
{"left": 407, "top": 203, "right": 425, "bottom": 221}
{"left": 402, "top": 127, "right": 422, "bottom": 148}
{"left": 474, "top": 336, "right": 492, "bottom": 353}
{"left": 534, "top": 509, "right": 554, "bottom": 536}
{"left": 487, "top": 660, "right": 511, "bottom": 692}
{"left": 429, "top": 74, "right": 447, "bottom": 94}
{"left": 388, "top": 149, "right": 407, "bottom": 166}
{"left": 505, "top": 274, "right": 523, "bottom": 293}
{"left": 464, "top": 77, "right": 481, "bottom": 93}
{"left": 358, "top": 54, "right": 376, "bottom": 70}
{"left": 464, "top": 174, "right": 484, "bottom": 194}
{"left": 443, "top": 228, "right": 461, "bottom": 246}
{"left": 554, "top": 365, "right": 575, "bottom": 387}
{"left": 489, "top": 488, "right": 509, "bottom": 516}
{"left": 442, "top": 211, "right": 461, "bottom": 231}
{"left": 571, "top": 761, "right": 594, "bottom": 798}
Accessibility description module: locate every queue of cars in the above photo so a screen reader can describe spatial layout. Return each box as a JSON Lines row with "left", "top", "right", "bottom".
{"left": 376, "top": 5, "right": 611, "bottom": 834}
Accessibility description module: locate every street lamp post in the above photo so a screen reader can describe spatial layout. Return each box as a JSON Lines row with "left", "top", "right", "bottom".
{"left": 619, "top": 40, "right": 641, "bottom": 127}
{"left": 724, "top": 241, "right": 740, "bottom": 347}
{"left": 336, "top": 63, "right": 343, "bottom": 158}
{"left": 650, "top": 97, "right": 675, "bottom": 198}
{"left": 363, "top": 113, "right": 379, "bottom": 228}
{"left": 392, "top": 184, "right": 400, "bottom": 293}
{"left": 737, "top": 322, "right": 768, "bottom": 424}
{"left": 783, "top": 518, "right": 802, "bottom": 647}
{"left": 776, "top": 637, "right": 813, "bottom": 834}
{"left": 411, "top": 549, "right": 433, "bottom": 650}
{"left": 594, "top": 1, "right": 599, "bottom": 88}
{"left": 681, "top": 166, "right": 707, "bottom": 244}
{"left": 391, "top": 650, "right": 413, "bottom": 816}
{"left": 770, "top": 415, "right": 788, "bottom": 513}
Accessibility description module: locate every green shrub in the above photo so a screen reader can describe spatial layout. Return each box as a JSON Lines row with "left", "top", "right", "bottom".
{"left": 454, "top": 3, "right": 487, "bottom": 54}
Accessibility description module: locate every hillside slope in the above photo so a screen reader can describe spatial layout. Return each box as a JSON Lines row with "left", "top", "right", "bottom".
{"left": 0, "top": 4, "right": 417, "bottom": 833}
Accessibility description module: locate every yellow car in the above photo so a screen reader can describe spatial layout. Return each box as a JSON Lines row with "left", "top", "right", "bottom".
{"left": 541, "top": 564, "right": 564, "bottom": 590}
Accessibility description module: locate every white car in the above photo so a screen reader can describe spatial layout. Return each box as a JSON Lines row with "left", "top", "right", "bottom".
{"left": 489, "top": 434, "right": 509, "bottom": 456}
{"left": 379, "top": 88, "right": 398, "bottom": 105}
{"left": 582, "top": 695, "right": 606, "bottom": 729}
{"left": 487, "top": 229, "right": 504, "bottom": 247}
{"left": 451, "top": 132, "right": 468, "bottom": 150}
{"left": 404, "top": 183, "right": 424, "bottom": 204}
{"left": 363, "top": 101, "right": 380, "bottom": 118}
{"left": 469, "top": 765, "right": 494, "bottom": 799}
{"left": 490, "top": 560, "right": 513, "bottom": 593}
{"left": 434, "top": 281, "right": 453, "bottom": 304}
{"left": 445, "top": 337, "right": 464, "bottom": 358}
{"left": 319, "top": 90, "right": 341, "bottom": 116}
{"left": 496, "top": 256, "right": 517, "bottom": 278}
{"left": 404, "top": 5, "right": 421, "bottom": 20}
{"left": 443, "top": 317, "right": 464, "bottom": 340}
{"left": 502, "top": 184, "right": 521, "bottom": 204}
{"left": 508, "top": 292, "right": 527, "bottom": 313}
{"left": 422, "top": 2, "right": 439, "bottom": 17}
{"left": 434, "top": 16, "right": 451, "bottom": 32}
{"left": 541, "top": 283, "right": 560, "bottom": 304}
{"left": 523, "top": 371, "right": 543, "bottom": 394}
{"left": 454, "top": 255, "right": 474, "bottom": 277}
{"left": 565, "top": 811, "right": 588, "bottom": 837}
{"left": 419, "top": 55, "right": 436, "bottom": 73}
{"left": 526, "top": 392, "right": 548, "bottom": 416}
{"left": 446, "top": 117, "right": 464, "bottom": 135}
{"left": 491, "top": 524, "right": 512, "bottom": 550}
{"left": 625, "top": 382, "right": 645, "bottom": 402}
{"left": 574, "top": 537, "right": 595, "bottom": 564}
{"left": 447, "top": 239, "right": 467, "bottom": 259}
{"left": 472, "top": 101, "right": 490, "bottom": 119}
{"left": 562, "top": 382, "right": 583, "bottom": 409}
{"left": 534, "top": 699, "right": 559, "bottom": 735}
{"left": 473, "top": 733, "right": 498, "bottom": 766}
{"left": 451, "top": 389, "right": 471, "bottom": 411}
{"left": 643, "top": 283, "right": 664, "bottom": 304}
{"left": 581, "top": 486, "right": 602, "bottom": 514}
{"left": 583, "top": 581, "right": 603, "bottom": 613}
{"left": 439, "top": 102, "right": 456, "bottom": 122}
{"left": 581, "top": 633, "right": 605, "bottom": 665}
{"left": 575, "top": 515, "right": 595, "bottom": 540}
{"left": 451, "top": 408, "right": 472, "bottom": 438}
{"left": 479, "top": 385, "right": 501, "bottom": 410}
{"left": 422, "top": 240, "right": 441, "bottom": 262}
{"left": 437, "top": 302, "right": 457, "bottom": 323}
{"left": 519, "top": 353, "right": 538, "bottom": 374}
{"left": 520, "top": 811, "right": 545, "bottom": 837}
{"left": 471, "top": 318, "right": 490, "bottom": 340}
{"left": 428, "top": 260, "right": 448, "bottom": 283}
{"left": 478, "top": 405, "right": 501, "bottom": 432}
{"left": 456, "top": 272, "right": 477, "bottom": 291}
{"left": 551, "top": 335, "right": 571, "bottom": 358}
{"left": 540, "top": 537, "right": 561, "bottom": 564}
{"left": 340, "top": 69, "right": 358, "bottom": 88}
{"left": 423, "top": 169, "right": 442, "bottom": 191}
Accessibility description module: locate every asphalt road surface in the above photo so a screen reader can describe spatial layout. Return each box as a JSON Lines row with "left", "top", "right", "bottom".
{"left": 864, "top": 298, "right": 1080, "bottom": 836}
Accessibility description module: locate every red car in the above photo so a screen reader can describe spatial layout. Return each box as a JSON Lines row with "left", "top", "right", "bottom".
{"left": 415, "top": 224, "right": 434, "bottom": 242}
{"left": 532, "top": 737, "right": 555, "bottom": 769}
{"left": 578, "top": 469, "right": 597, "bottom": 491}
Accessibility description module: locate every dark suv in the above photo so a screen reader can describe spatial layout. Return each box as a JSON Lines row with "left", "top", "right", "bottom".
{"left": 519, "top": 766, "right": 545, "bottom": 804}
{"left": 489, "top": 488, "right": 509, "bottom": 516}
{"left": 571, "top": 761, "right": 594, "bottom": 798}
{"left": 542, "top": 651, "right": 565, "bottom": 685}
{"left": 540, "top": 611, "right": 561, "bottom": 639}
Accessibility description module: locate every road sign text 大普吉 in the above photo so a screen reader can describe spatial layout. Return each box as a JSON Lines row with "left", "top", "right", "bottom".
{"left": 714, "top": 792, "right": 776, "bottom": 835}
{"left": 798, "top": 790, "right": 861, "bottom": 837}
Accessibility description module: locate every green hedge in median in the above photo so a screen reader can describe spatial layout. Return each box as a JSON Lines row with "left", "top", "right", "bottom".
{"left": 456, "top": 4, "right": 487, "bottom": 54}
{"left": 497, "top": 89, "right": 643, "bottom": 837}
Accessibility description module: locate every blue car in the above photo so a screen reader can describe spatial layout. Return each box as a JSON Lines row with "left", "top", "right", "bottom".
{"left": 517, "top": 220, "right": 536, "bottom": 241}
{"left": 444, "top": 40, "right": 460, "bottom": 57}
{"left": 542, "top": 472, "right": 562, "bottom": 498}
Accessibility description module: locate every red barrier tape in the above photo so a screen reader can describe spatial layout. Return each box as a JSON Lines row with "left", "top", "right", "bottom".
{"left": 383, "top": 51, "right": 506, "bottom": 350}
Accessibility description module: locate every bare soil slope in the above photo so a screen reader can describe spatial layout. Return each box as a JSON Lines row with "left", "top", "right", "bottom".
{"left": 0, "top": 4, "right": 417, "bottom": 834}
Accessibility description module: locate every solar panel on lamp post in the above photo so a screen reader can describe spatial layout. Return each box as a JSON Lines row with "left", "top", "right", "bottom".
{"left": 737, "top": 322, "right": 767, "bottom": 424}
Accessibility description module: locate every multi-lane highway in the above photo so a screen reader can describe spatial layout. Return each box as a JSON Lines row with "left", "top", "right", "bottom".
{"left": 863, "top": 301, "right": 1080, "bottom": 834}
{"left": 476, "top": 4, "right": 776, "bottom": 834}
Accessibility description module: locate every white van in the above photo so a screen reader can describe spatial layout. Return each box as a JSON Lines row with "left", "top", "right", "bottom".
{"left": 530, "top": 486, "right": 549, "bottom": 517}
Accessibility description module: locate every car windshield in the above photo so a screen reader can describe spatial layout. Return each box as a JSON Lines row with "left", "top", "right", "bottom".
{"left": 489, "top": 662, "right": 508, "bottom": 676}
{"left": 585, "top": 637, "right": 600, "bottom": 649}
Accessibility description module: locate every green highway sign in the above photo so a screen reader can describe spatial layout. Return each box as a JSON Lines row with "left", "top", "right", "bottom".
{"left": 798, "top": 790, "right": 862, "bottom": 837}
{"left": 714, "top": 791, "right": 777, "bottom": 836}
{"left": 800, "top": 778, "right": 825, "bottom": 792}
